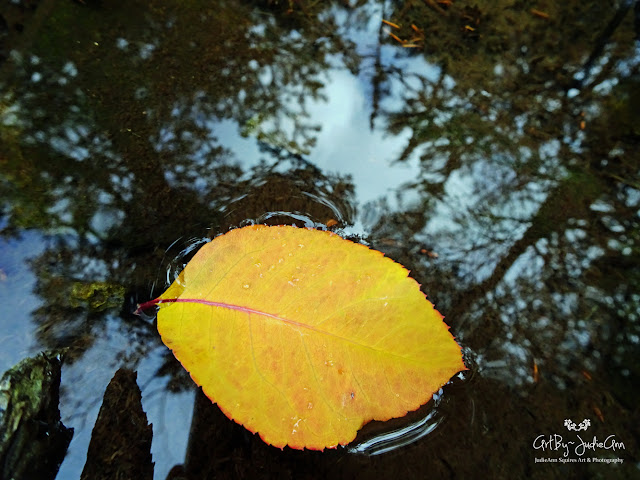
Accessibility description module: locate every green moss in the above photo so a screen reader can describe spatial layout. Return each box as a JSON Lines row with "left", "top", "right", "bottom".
{"left": 0, "top": 352, "right": 73, "bottom": 480}
{"left": 69, "top": 282, "right": 125, "bottom": 312}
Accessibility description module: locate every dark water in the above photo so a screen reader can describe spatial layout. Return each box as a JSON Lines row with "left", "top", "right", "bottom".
{"left": 1, "top": 0, "right": 639, "bottom": 478}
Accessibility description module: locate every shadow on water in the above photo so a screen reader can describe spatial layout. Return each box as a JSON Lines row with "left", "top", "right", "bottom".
{"left": 0, "top": 0, "right": 639, "bottom": 479}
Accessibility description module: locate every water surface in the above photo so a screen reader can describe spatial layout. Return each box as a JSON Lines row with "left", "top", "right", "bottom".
{"left": 1, "top": 0, "right": 638, "bottom": 478}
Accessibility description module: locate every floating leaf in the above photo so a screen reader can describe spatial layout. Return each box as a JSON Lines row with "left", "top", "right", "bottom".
{"left": 139, "top": 225, "right": 466, "bottom": 450}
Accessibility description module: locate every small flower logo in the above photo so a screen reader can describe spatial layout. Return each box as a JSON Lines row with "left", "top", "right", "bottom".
{"left": 564, "top": 419, "right": 591, "bottom": 431}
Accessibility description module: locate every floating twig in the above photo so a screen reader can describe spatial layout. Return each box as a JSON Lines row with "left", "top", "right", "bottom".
{"left": 382, "top": 19, "right": 400, "bottom": 29}
{"left": 531, "top": 8, "right": 550, "bottom": 19}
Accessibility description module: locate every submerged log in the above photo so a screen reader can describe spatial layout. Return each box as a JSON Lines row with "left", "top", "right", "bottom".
{"left": 81, "top": 368, "right": 154, "bottom": 480}
{"left": 0, "top": 351, "right": 73, "bottom": 480}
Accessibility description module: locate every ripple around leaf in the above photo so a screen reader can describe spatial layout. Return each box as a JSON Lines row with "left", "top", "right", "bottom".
{"left": 347, "top": 388, "right": 445, "bottom": 456}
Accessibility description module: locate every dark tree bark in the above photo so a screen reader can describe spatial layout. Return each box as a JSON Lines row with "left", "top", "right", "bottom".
{"left": 81, "top": 368, "right": 154, "bottom": 480}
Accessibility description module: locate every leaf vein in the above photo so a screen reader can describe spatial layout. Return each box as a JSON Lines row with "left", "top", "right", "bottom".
{"left": 160, "top": 297, "right": 423, "bottom": 363}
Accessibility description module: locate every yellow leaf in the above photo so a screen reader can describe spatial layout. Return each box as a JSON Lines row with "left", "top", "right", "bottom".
{"left": 142, "top": 225, "right": 466, "bottom": 450}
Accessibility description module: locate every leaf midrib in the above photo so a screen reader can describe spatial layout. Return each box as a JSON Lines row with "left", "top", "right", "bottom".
{"left": 160, "top": 297, "right": 420, "bottom": 362}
